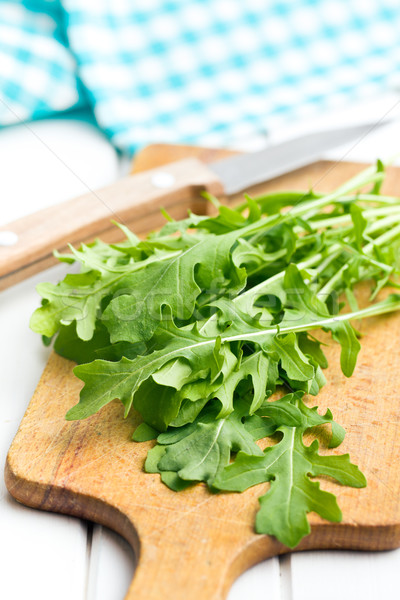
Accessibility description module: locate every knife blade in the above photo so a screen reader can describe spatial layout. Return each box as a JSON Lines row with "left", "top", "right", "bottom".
{"left": 0, "top": 120, "right": 388, "bottom": 289}
{"left": 210, "top": 122, "right": 389, "bottom": 195}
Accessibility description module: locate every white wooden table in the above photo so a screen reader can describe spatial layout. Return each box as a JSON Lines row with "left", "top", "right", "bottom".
{"left": 1, "top": 107, "right": 400, "bottom": 600}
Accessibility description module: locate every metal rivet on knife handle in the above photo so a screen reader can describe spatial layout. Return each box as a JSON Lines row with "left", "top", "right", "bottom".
{"left": 0, "top": 231, "right": 19, "bottom": 247}
{"left": 151, "top": 172, "right": 176, "bottom": 189}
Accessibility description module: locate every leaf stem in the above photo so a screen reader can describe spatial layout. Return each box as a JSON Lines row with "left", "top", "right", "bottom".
{"left": 319, "top": 223, "right": 400, "bottom": 295}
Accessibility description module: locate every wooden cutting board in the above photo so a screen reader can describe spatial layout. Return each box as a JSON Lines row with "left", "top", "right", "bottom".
{"left": 5, "top": 148, "right": 400, "bottom": 600}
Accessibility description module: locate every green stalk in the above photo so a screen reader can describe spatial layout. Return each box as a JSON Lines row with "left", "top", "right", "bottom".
{"left": 363, "top": 222, "right": 400, "bottom": 254}
{"left": 309, "top": 205, "right": 400, "bottom": 231}
{"left": 158, "top": 296, "right": 400, "bottom": 357}
{"left": 223, "top": 297, "right": 400, "bottom": 344}
{"left": 243, "top": 165, "right": 386, "bottom": 245}
{"left": 319, "top": 224, "right": 400, "bottom": 296}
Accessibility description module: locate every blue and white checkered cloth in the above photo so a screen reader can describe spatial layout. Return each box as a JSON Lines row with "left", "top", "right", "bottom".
{"left": 1, "top": 0, "right": 399, "bottom": 154}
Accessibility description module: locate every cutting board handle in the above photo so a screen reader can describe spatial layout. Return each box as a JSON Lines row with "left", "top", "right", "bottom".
{"left": 121, "top": 504, "right": 280, "bottom": 600}
{"left": 0, "top": 157, "right": 223, "bottom": 290}
{"left": 125, "top": 538, "right": 233, "bottom": 600}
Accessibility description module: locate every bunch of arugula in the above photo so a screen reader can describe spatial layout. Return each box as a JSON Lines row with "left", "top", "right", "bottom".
{"left": 31, "top": 162, "right": 400, "bottom": 548}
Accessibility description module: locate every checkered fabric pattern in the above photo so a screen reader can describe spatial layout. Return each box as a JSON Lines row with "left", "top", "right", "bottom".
{"left": 1, "top": 0, "right": 399, "bottom": 153}
{"left": 0, "top": 1, "right": 84, "bottom": 125}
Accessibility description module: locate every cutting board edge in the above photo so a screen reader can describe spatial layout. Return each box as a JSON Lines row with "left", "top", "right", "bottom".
{"left": 4, "top": 454, "right": 141, "bottom": 554}
{"left": 5, "top": 451, "right": 400, "bottom": 556}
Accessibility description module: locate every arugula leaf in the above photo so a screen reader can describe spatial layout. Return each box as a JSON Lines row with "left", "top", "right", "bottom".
{"left": 53, "top": 322, "right": 111, "bottom": 364}
{"left": 146, "top": 395, "right": 304, "bottom": 488}
{"left": 297, "top": 332, "right": 328, "bottom": 369}
{"left": 256, "top": 392, "right": 307, "bottom": 428}
{"left": 148, "top": 400, "right": 264, "bottom": 486}
{"left": 30, "top": 248, "right": 180, "bottom": 340}
{"left": 67, "top": 318, "right": 228, "bottom": 428}
{"left": 281, "top": 264, "right": 361, "bottom": 376}
{"left": 211, "top": 350, "right": 279, "bottom": 416}
{"left": 350, "top": 204, "right": 368, "bottom": 251}
{"left": 132, "top": 422, "right": 158, "bottom": 442}
{"left": 144, "top": 443, "right": 193, "bottom": 491}
{"left": 214, "top": 399, "right": 366, "bottom": 548}
{"left": 102, "top": 231, "right": 247, "bottom": 343}
{"left": 68, "top": 293, "right": 400, "bottom": 427}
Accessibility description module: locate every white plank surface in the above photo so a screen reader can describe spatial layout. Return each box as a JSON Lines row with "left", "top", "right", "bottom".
{"left": 1, "top": 105, "right": 400, "bottom": 600}
{"left": 0, "top": 111, "right": 120, "bottom": 226}
{"left": 289, "top": 549, "right": 400, "bottom": 600}
{"left": 228, "top": 558, "right": 281, "bottom": 600}
{"left": 0, "top": 266, "right": 88, "bottom": 600}
{"left": 0, "top": 115, "right": 120, "bottom": 600}
{"left": 86, "top": 526, "right": 136, "bottom": 600}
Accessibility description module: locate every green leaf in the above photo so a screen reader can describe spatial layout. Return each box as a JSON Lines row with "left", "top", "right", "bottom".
{"left": 149, "top": 400, "right": 264, "bottom": 486}
{"left": 102, "top": 229, "right": 248, "bottom": 344}
{"left": 212, "top": 350, "right": 279, "bottom": 417}
{"left": 256, "top": 392, "right": 305, "bottom": 427}
{"left": 350, "top": 204, "right": 368, "bottom": 250}
{"left": 30, "top": 248, "right": 179, "bottom": 340}
{"left": 232, "top": 238, "right": 286, "bottom": 271}
{"left": 371, "top": 159, "right": 385, "bottom": 195}
{"left": 132, "top": 422, "right": 158, "bottom": 442}
{"left": 297, "top": 332, "right": 328, "bottom": 369}
{"left": 297, "top": 398, "right": 346, "bottom": 448}
{"left": 69, "top": 292, "right": 399, "bottom": 427}
{"left": 215, "top": 420, "right": 365, "bottom": 548}
{"left": 53, "top": 322, "right": 111, "bottom": 364}
{"left": 146, "top": 394, "right": 305, "bottom": 489}
{"left": 281, "top": 264, "right": 361, "bottom": 376}
{"left": 67, "top": 317, "right": 229, "bottom": 427}
{"left": 145, "top": 444, "right": 193, "bottom": 491}
{"left": 271, "top": 332, "right": 315, "bottom": 381}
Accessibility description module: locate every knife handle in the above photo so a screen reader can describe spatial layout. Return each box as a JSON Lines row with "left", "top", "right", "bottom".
{"left": 0, "top": 158, "right": 223, "bottom": 291}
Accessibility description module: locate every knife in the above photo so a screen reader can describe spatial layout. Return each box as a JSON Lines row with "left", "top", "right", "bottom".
{"left": 0, "top": 121, "right": 387, "bottom": 290}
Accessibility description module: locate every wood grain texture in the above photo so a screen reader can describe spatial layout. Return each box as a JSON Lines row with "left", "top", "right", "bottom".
{"left": 0, "top": 157, "right": 223, "bottom": 291}
{"left": 5, "top": 154, "right": 400, "bottom": 600}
